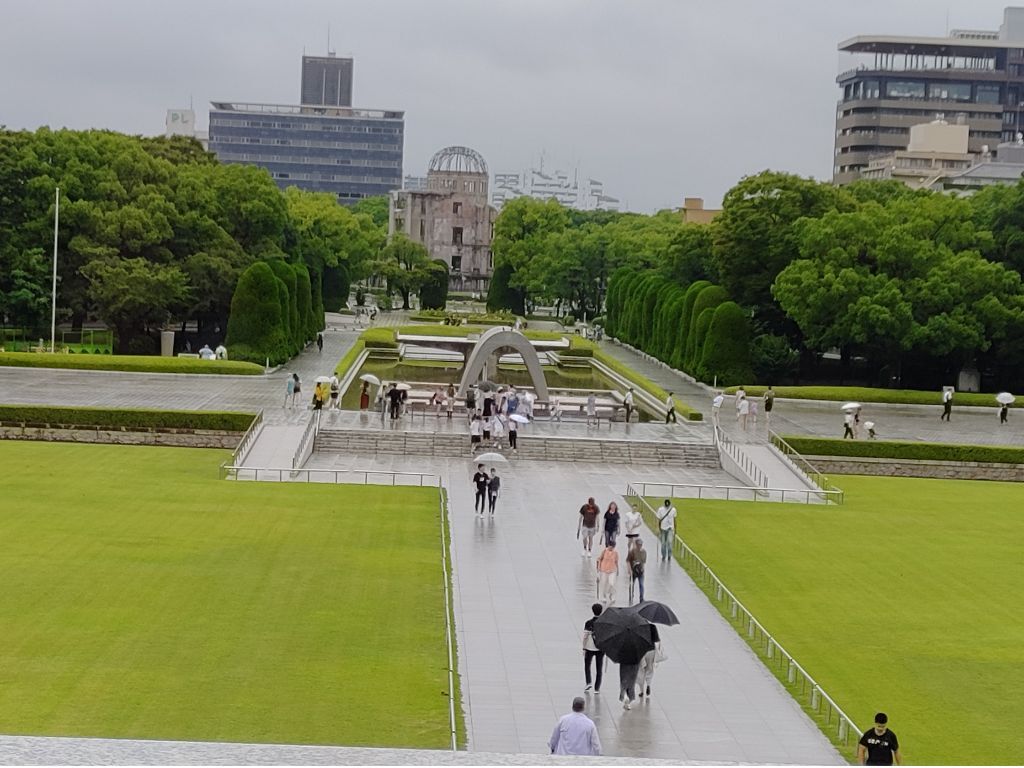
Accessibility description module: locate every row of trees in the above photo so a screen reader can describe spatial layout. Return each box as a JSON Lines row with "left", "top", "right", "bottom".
{"left": 487, "top": 172, "right": 1024, "bottom": 388}
{"left": 0, "top": 127, "right": 387, "bottom": 355}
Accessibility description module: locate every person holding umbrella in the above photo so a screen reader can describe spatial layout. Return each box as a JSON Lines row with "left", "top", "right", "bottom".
{"left": 997, "top": 392, "right": 1014, "bottom": 424}
{"left": 590, "top": 607, "right": 655, "bottom": 711}
{"left": 637, "top": 623, "right": 661, "bottom": 700}
{"left": 582, "top": 603, "right": 604, "bottom": 693}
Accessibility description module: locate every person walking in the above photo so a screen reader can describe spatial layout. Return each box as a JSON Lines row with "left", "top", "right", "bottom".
{"left": 623, "top": 387, "right": 635, "bottom": 423}
{"left": 595, "top": 542, "right": 619, "bottom": 605}
{"left": 857, "top": 713, "right": 902, "bottom": 766}
{"left": 548, "top": 697, "right": 601, "bottom": 756}
{"left": 843, "top": 410, "right": 855, "bottom": 439}
{"left": 737, "top": 395, "right": 750, "bottom": 431}
{"left": 749, "top": 398, "right": 759, "bottom": 428}
{"left": 734, "top": 386, "right": 746, "bottom": 418}
{"left": 472, "top": 464, "right": 489, "bottom": 515}
{"left": 490, "top": 413, "right": 505, "bottom": 449}
{"left": 1000, "top": 403, "right": 1009, "bottom": 424}
{"left": 285, "top": 374, "right": 295, "bottom": 408}
{"left": 387, "top": 383, "right": 402, "bottom": 420}
{"left": 627, "top": 539, "right": 647, "bottom": 604}
{"left": 586, "top": 392, "right": 597, "bottom": 426}
{"left": 316, "top": 332, "right": 324, "bottom": 353}
{"left": 469, "top": 414, "right": 482, "bottom": 453}
{"left": 865, "top": 420, "right": 878, "bottom": 439}
{"left": 618, "top": 660, "right": 640, "bottom": 710}
{"left": 487, "top": 468, "right": 501, "bottom": 514}
{"left": 941, "top": 387, "right": 953, "bottom": 421}
{"left": 465, "top": 385, "right": 477, "bottom": 417}
{"left": 711, "top": 392, "right": 724, "bottom": 427}
{"left": 637, "top": 623, "right": 660, "bottom": 700}
{"left": 359, "top": 381, "right": 371, "bottom": 411}
{"left": 507, "top": 416, "right": 518, "bottom": 452}
{"left": 578, "top": 497, "right": 600, "bottom": 558}
{"left": 664, "top": 392, "right": 677, "bottom": 424}
{"left": 602, "top": 501, "right": 621, "bottom": 548}
{"left": 656, "top": 499, "right": 676, "bottom": 562}
{"left": 582, "top": 603, "right": 604, "bottom": 694}
{"left": 551, "top": 396, "right": 562, "bottom": 423}
{"left": 446, "top": 383, "right": 455, "bottom": 420}
{"left": 329, "top": 374, "right": 340, "bottom": 410}
{"left": 432, "top": 387, "right": 445, "bottom": 418}
{"left": 764, "top": 386, "right": 775, "bottom": 427}
{"left": 622, "top": 503, "right": 642, "bottom": 551}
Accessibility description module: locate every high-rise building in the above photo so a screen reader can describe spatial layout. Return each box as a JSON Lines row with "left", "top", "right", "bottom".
{"left": 389, "top": 146, "right": 497, "bottom": 293}
{"left": 301, "top": 54, "right": 354, "bottom": 107}
{"left": 208, "top": 101, "right": 404, "bottom": 202}
{"left": 491, "top": 159, "right": 620, "bottom": 210}
{"left": 834, "top": 6, "right": 1024, "bottom": 184}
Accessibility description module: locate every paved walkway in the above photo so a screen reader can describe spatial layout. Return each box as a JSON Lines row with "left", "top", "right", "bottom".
{"left": 305, "top": 453, "right": 843, "bottom": 764}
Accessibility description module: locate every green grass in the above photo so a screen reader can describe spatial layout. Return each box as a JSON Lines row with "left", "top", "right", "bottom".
{"left": 0, "top": 405, "right": 255, "bottom": 431}
{"left": 0, "top": 442, "right": 457, "bottom": 748}
{"left": 724, "top": 384, "right": 1018, "bottom": 409}
{"left": 779, "top": 435, "right": 1024, "bottom": 465}
{"left": 397, "top": 324, "right": 566, "bottom": 341}
{"left": 0, "top": 352, "right": 264, "bottom": 375}
{"left": 668, "top": 475, "right": 1024, "bottom": 764}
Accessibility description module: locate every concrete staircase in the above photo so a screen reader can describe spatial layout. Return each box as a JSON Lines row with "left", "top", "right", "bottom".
{"left": 314, "top": 428, "right": 720, "bottom": 466}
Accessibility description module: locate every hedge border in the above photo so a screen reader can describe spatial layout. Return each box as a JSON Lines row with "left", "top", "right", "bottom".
{"left": 780, "top": 435, "right": 1024, "bottom": 465}
{"left": 0, "top": 352, "right": 264, "bottom": 376}
{"left": 0, "top": 405, "right": 256, "bottom": 432}
{"left": 726, "top": 384, "right": 1020, "bottom": 409}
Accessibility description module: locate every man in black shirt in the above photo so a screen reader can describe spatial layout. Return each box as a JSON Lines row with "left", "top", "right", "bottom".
{"left": 857, "top": 712, "right": 902, "bottom": 766}
{"left": 472, "top": 464, "right": 489, "bottom": 515}
{"left": 582, "top": 603, "right": 604, "bottom": 693}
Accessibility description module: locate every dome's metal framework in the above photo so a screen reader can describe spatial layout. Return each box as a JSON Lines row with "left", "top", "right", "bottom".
{"left": 428, "top": 145, "right": 489, "bottom": 175}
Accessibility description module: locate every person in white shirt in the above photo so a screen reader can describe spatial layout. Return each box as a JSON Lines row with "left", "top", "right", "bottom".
{"left": 711, "top": 392, "right": 724, "bottom": 427}
{"left": 522, "top": 390, "right": 535, "bottom": 419}
{"left": 214, "top": 344, "right": 227, "bottom": 360}
{"left": 656, "top": 499, "right": 677, "bottom": 562}
{"left": 490, "top": 413, "right": 505, "bottom": 448}
{"left": 622, "top": 504, "right": 643, "bottom": 551}
{"left": 551, "top": 397, "right": 562, "bottom": 423}
{"left": 198, "top": 344, "right": 215, "bottom": 360}
{"left": 549, "top": 697, "right": 602, "bottom": 756}
{"left": 738, "top": 395, "right": 750, "bottom": 431}
{"left": 623, "top": 387, "right": 635, "bottom": 423}
{"left": 586, "top": 393, "right": 597, "bottom": 425}
{"left": 469, "top": 414, "right": 482, "bottom": 454}
{"left": 665, "top": 392, "right": 677, "bottom": 424}
{"left": 329, "top": 375, "right": 340, "bottom": 410}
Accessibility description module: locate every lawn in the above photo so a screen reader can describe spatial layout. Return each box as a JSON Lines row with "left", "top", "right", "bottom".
{"left": 0, "top": 352, "right": 264, "bottom": 375}
{"left": 0, "top": 442, "right": 458, "bottom": 748}
{"left": 672, "top": 475, "right": 1024, "bottom": 764}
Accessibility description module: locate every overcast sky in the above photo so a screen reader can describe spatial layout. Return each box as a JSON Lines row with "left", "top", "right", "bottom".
{"left": 0, "top": 0, "right": 1016, "bottom": 211}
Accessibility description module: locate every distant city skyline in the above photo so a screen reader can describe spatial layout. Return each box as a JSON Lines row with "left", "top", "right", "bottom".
{"left": 0, "top": 0, "right": 1018, "bottom": 212}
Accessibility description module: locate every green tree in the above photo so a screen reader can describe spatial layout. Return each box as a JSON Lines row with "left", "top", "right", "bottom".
{"left": 486, "top": 262, "right": 524, "bottom": 315}
{"left": 419, "top": 260, "right": 450, "bottom": 310}
{"left": 684, "top": 285, "right": 728, "bottom": 371}
{"left": 374, "top": 235, "right": 432, "bottom": 309}
{"left": 491, "top": 196, "right": 569, "bottom": 309}
{"left": 352, "top": 195, "right": 390, "bottom": 229}
{"left": 322, "top": 264, "right": 351, "bottom": 312}
{"left": 225, "top": 262, "right": 290, "bottom": 364}
{"left": 671, "top": 280, "right": 710, "bottom": 369}
{"left": 698, "top": 301, "right": 754, "bottom": 385}
{"left": 81, "top": 257, "right": 189, "bottom": 354}
{"left": 292, "top": 263, "right": 315, "bottom": 343}
{"left": 265, "top": 259, "right": 300, "bottom": 352}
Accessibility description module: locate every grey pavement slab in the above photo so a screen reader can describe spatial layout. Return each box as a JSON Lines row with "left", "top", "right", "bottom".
{"left": 303, "top": 453, "right": 843, "bottom": 765}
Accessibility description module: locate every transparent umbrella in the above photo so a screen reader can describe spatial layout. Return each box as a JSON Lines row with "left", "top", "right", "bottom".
{"left": 474, "top": 452, "right": 508, "bottom": 463}
{"left": 360, "top": 373, "right": 381, "bottom": 387}
{"left": 997, "top": 392, "right": 1015, "bottom": 405}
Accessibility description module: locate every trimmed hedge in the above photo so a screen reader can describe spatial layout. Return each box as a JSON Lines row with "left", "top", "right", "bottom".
{"left": 780, "top": 435, "right": 1024, "bottom": 465}
{"left": 226, "top": 262, "right": 291, "bottom": 365}
{"left": 698, "top": 301, "right": 754, "bottom": 385}
{"left": 361, "top": 328, "right": 400, "bottom": 349}
{"left": 397, "top": 325, "right": 565, "bottom": 341}
{"left": 0, "top": 352, "right": 264, "bottom": 375}
{"left": 0, "top": 405, "right": 255, "bottom": 431}
{"left": 725, "top": 385, "right": 1021, "bottom": 408}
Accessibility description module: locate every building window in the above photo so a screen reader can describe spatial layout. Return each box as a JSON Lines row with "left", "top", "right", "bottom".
{"left": 928, "top": 83, "right": 971, "bottom": 101}
{"left": 488, "top": 250, "right": 493, "bottom": 269}
{"left": 452, "top": 254, "right": 462, "bottom": 271}
{"left": 886, "top": 81, "right": 925, "bottom": 99}
{"left": 420, "top": 199, "right": 426, "bottom": 215}
{"left": 453, "top": 201, "right": 462, "bottom": 215}
{"left": 420, "top": 220, "right": 425, "bottom": 240}
{"left": 452, "top": 227, "right": 463, "bottom": 246}
{"left": 977, "top": 84, "right": 1002, "bottom": 104}
{"left": 395, "top": 217, "right": 405, "bottom": 231}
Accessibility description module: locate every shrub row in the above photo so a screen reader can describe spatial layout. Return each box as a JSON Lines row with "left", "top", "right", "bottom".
{"left": 0, "top": 405, "right": 256, "bottom": 431}
{"left": 727, "top": 385, "right": 1019, "bottom": 409}
{"left": 781, "top": 435, "right": 1024, "bottom": 465}
{"left": 0, "top": 352, "right": 264, "bottom": 375}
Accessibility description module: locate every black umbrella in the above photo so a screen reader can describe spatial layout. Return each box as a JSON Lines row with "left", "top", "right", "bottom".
{"left": 476, "top": 380, "right": 498, "bottom": 392}
{"left": 592, "top": 607, "right": 656, "bottom": 664}
{"left": 627, "top": 600, "right": 680, "bottom": 626}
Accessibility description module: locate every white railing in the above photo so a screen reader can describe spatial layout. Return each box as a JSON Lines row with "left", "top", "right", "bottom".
{"left": 291, "top": 409, "right": 321, "bottom": 470}
{"left": 769, "top": 431, "right": 845, "bottom": 505}
{"left": 714, "top": 425, "right": 769, "bottom": 490}
{"left": 624, "top": 485, "right": 861, "bottom": 748}
{"left": 628, "top": 481, "right": 836, "bottom": 505}
{"left": 220, "top": 464, "right": 441, "bottom": 486}
{"left": 230, "top": 409, "right": 264, "bottom": 466}
{"left": 437, "top": 488, "right": 459, "bottom": 751}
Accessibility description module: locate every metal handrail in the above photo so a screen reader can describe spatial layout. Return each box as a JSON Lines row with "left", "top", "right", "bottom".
{"left": 221, "top": 464, "right": 441, "bottom": 487}
{"left": 630, "top": 480, "right": 840, "bottom": 505}
{"left": 769, "top": 430, "right": 845, "bottom": 504}
{"left": 291, "top": 410, "right": 321, "bottom": 470}
{"left": 437, "top": 487, "right": 459, "bottom": 751}
{"left": 230, "top": 409, "right": 264, "bottom": 467}
{"left": 624, "top": 484, "right": 861, "bottom": 747}
{"left": 715, "top": 425, "right": 769, "bottom": 489}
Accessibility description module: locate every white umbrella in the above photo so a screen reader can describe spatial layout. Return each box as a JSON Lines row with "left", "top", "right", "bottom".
{"left": 509, "top": 413, "right": 530, "bottom": 424}
{"left": 474, "top": 452, "right": 508, "bottom": 463}
{"left": 395, "top": 382, "right": 412, "bottom": 391}
{"left": 315, "top": 375, "right": 331, "bottom": 384}
{"left": 997, "top": 392, "right": 1015, "bottom": 405}
{"left": 841, "top": 402, "right": 862, "bottom": 411}
{"left": 360, "top": 373, "right": 381, "bottom": 386}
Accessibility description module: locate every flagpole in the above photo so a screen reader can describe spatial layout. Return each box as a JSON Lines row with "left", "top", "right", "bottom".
{"left": 50, "top": 186, "right": 59, "bottom": 353}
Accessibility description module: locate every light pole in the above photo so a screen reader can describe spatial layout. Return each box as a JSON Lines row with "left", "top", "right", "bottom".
{"left": 50, "top": 186, "right": 59, "bottom": 353}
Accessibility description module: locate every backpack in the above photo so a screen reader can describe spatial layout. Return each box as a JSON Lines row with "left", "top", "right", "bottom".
{"left": 631, "top": 560, "right": 644, "bottom": 579}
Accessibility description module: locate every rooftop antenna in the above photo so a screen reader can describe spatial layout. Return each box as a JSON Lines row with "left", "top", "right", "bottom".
{"left": 327, "top": 23, "right": 334, "bottom": 56}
